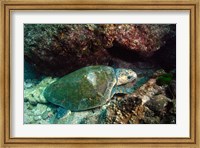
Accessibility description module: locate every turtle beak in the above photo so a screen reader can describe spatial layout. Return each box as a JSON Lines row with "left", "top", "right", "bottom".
{"left": 131, "top": 77, "right": 137, "bottom": 85}
{"left": 131, "top": 72, "right": 137, "bottom": 83}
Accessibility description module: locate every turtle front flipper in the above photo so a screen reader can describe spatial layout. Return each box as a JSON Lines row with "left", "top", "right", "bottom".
{"left": 111, "top": 86, "right": 130, "bottom": 98}
{"left": 103, "top": 81, "right": 116, "bottom": 102}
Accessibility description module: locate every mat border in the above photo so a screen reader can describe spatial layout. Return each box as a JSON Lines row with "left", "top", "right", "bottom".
{"left": 0, "top": 0, "right": 199, "bottom": 147}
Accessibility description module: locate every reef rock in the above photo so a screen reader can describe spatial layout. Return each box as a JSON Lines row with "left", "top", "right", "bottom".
{"left": 106, "top": 24, "right": 173, "bottom": 57}
{"left": 105, "top": 69, "right": 175, "bottom": 124}
{"left": 24, "top": 101, "right": 56, "bottom": 124}
{"left": 24, "top": 77, "right": 57, "bottom": 104}
{"left": 24, "top": 24, "right": 112, "bottom": 76}
{"left": 24, "top": 24, "right": 174, "bottom": 76}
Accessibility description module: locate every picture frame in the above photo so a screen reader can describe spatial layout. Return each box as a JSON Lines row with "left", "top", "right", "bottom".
{"left": 0, "top": 0, "right": 199, "bottom": 147}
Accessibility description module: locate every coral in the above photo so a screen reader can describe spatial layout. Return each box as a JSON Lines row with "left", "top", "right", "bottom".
{"left": 24, "top": 77, "right": 57, "bottom": 104}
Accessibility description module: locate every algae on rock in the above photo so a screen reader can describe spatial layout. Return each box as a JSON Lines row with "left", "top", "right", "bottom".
{"left": 24, "top": 77, "right": 58, "bottom": 104}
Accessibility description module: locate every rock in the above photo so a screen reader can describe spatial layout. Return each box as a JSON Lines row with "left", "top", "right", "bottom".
{"left": 105, "top": 69, "right": 174, "bottom": 124}
{"left": 24, "top": 79, "right": 39, "bottom": 89}
{"left": 145, "top": 94, "right": 171, "bottom": 113}
{"left": 34, "top": 104, "right": 47, "bottom": 115}
{"left": 106, "top": 96, "right": 143, "bottom": 124}
{"left": 166, "top": 80, "right": 176, "bottom": 99}
{"left": 24, "top": 24, "right": 112, "bottom": 76}
{"left": 41, "top": 111, "right": 49, "bottom": 120}
{"left": 156, "top": 73, "right": 173, "bottom": 86}
{"left": 136, "top": 78, "right": 166, "bottom": 104}
{"left": 36, "top": 120, "right": 49, "bottom": 124}
{"left": 24, "top": 24, "right": 174, "bottom": 76}
{"left": 27, "top": 103, "right": 35, "bottom": 110}
{"left": 55, "top": 110, "right": 104, "bottom": 124}
{"left": 160, "top": 115, "right": 176, "bottom": 124}
{"left": 109, "top": 24, "right": 172, "bottom": 57}
{"left": 34, "top": 116, "right": 42, "bottom": 121}
{"left": 24, "top": 114, "right": 34, "bottom": 124}
{"left": 97, "top": 108, "right": 108, "bottom": 124}
{"left": 46, "top": 107, "right": 51, "bottom": 112}
{"left": 143, "top": 116, "right": 160, "bottom": 124}
{"left": 24, "top": 77, "right": 57, "bottom": 104}
{"left": 24, "top": 101, "right": 57, "bottom": 124}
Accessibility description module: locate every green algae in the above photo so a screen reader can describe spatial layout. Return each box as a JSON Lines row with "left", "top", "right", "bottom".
{"left": 156, "top": 73, "right": 173, "bottom": 86}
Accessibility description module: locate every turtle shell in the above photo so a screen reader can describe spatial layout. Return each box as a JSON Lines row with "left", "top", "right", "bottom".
{"left": 43, "top": 66, "right": 116, "bottom": 111}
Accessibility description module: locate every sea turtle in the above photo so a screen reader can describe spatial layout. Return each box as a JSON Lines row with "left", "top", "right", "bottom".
{"left": 43, "top": 65, "right": 137, "bottom": 113}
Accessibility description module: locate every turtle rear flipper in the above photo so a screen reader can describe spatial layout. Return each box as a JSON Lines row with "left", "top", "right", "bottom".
{"left": 56, "top": 106, "right": 68, "bottom": 119}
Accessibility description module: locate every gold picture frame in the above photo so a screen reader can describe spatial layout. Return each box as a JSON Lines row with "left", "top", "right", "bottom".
{"left": 0, "top": 0, "right": 199, "bottom": 147}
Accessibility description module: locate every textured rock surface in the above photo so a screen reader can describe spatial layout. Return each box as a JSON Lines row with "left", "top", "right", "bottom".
{"left": 24, "top": 77, "right": 57, "bottom": 104}
{"left": 102, "top": 69, "right": 175, "bottom": 124}
{"left": 24, "top": 101, "right": 56, "bottom": 124}
{"left": 24, "top": 24, "right": 112, "bottom": 76}
{"left": 24, "top": 24, "right": 174, "bottom": 76}
{"left": 106, "top": 24, "right": 173, "bottom": 57}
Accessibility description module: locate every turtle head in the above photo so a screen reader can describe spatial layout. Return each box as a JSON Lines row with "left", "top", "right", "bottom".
{"left": 115, "top": 68, "right": 137, "bottom": 85}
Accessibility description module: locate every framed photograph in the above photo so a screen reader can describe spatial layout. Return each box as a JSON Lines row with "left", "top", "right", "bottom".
{"left": 0, "top": 0, "right": 199, "bottom": 147}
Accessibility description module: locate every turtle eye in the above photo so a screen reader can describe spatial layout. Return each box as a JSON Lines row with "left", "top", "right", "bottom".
{"left": 127, "top": 76, "right": 132, "bottom": 79}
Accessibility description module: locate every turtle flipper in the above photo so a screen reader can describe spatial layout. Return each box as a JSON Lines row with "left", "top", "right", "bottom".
{"left": 111, "top": 86, "right": 128, "bottom": 97}
{"left": 56, "top": 106, "right": 68, "bottom": 119}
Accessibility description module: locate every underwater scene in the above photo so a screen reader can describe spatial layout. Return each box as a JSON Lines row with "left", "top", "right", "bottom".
{"left": 24, "top": 24, "right": 176, "bottom": 124}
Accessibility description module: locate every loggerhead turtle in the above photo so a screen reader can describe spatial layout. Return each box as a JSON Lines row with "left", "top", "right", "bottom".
{"left": 43, "top": 65, "right": 137, "bottom": 114}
